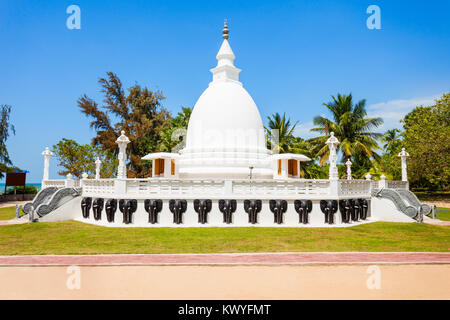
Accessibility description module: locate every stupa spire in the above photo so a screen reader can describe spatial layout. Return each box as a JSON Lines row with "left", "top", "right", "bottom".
{"left": 222, "top": 18, "right": 229, "bottom": 39}
{"left": 210, "top": 19, "right": 242, "bottom": 85}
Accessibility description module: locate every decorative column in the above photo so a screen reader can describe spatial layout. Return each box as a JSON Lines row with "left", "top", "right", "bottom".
{"left": 379, "top": 174, "right": 387, "bottom": 189}
{"left": 116, "top": 131, "right": 130, "bottom": 179}
{"left": 365, "top": 173, "right": 372, "bottom": 181}
{"left": 398, "top": 148, "right": 409, "bottom": 182}
{"left": 345, "top": 159, "right": 352, "bottom": 180}
{"left": 65, "top": 173, "right": 74, "bottom": 188}
{"left": 326, "top": 132, "right": 340, "bottom": 197}
{"left": 326, "top": 132, "right": 340, "bottom": 181}
{"left": 115, "top": 131, "right": 130, "bottom": 195}
{"left": 95, "top": 157, "right": 102, "bottom": 180}
{"left": 41, "top": 147, "right": 53, "bottom": 182}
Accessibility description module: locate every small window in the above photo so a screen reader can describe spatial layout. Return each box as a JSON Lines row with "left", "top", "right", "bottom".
{"left": 278, "top": 159, "right": 282, "bottom": 175}
{"left": 171, "top": 160, "right": 175, "bottom": 175}
{"left": 288, "top": 159, "right": 298, "bottom": 177}
{"left": 154, "top": 158, "right": 165, "bottom": 176}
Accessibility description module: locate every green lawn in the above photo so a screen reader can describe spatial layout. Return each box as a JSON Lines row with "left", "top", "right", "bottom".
{"left": 0, "top": 206, "right": 15, "bottom": 221}
{"left": 0, "top": 220, "right": 448, "bottom": 255}
{"left": 0, "top": 206, "right": 448, "bottom": 255}
{"left": 437, "top": 207, "right": 450, "bottom": 221}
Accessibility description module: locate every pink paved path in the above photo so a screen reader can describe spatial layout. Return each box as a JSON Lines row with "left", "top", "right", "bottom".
{"left": 0, "top": 252, "right": 449, "bottom": 266}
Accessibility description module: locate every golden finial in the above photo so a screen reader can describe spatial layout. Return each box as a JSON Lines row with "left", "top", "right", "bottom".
{"left": 222, "top": 18, "right": 229, "bottom": 40}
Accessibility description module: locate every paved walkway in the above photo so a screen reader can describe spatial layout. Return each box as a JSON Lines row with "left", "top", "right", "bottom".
{"left": 0, "top": 252, "right": 449, "bottom": 266}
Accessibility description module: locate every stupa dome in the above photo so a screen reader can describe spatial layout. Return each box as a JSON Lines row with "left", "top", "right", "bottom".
{"left": 179, "top": 21, "right": 272, "bottom": 179}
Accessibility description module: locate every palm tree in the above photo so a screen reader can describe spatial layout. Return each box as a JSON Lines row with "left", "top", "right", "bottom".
{"left": 310, "top": 93, "right": 383, "bottom": 165}
{"left": 265, "top": 112, "right": 298, "bottom": 153}
{"left": 381, "top": 128, "right": 401, "bottom": 153}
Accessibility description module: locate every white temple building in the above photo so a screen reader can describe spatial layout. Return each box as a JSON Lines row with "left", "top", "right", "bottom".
{"left": 20, "top": 22, "right": 432, "bottom": 227}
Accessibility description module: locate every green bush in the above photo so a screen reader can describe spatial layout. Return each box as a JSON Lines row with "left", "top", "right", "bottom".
{"left": 5, "top": 185, "right": 38, "bottom": 195}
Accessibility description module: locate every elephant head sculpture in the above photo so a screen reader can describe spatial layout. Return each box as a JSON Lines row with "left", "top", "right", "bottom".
{"left": 244, "top": 200, "right": 262, "bottom": 224}
{"left": 92, "top": 198, "right": 104, "bottom": 221}
{"left": 81, "top": 197, "right": 92, "bottom": 219}
{"left": 169, "top": 199, "right": 187, "bottom": 224}
{"left": 294, "top": 200, "right": 312, "bottom": 224}
{"left": 358, "top": 198, "right": 369, "bottom": 220}
{"left": 144, "top": 199, "right": 163, "bottom": 224}
{"left": 350, "top": 199, "right": 360, "bottom": 221}
{"left": 338, "top": 199, "right": 352, "bottom": 224}
{"left": 218, "top": 199, "right": 237, "bottom": 224}
{"left": 119, "top": 199, "right": 137, "bottom": 224}
{"left": 105, "top": 199, "right": 117, "bottom": 223}
{"left": 269, "top": 200, "right": 288, "bottom": 224}
{"left": 194, "top": 199, "right": 212, "bottom": 224}
{"left": 320, "top": 200, "right": 338, "bottom": 224}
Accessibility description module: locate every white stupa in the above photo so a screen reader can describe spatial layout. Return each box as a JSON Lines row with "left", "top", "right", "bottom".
{"left": 180, "top": 20, "right": 273, "bottom": 178}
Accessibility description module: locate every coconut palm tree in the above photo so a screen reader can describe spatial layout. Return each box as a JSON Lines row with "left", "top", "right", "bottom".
{"left": 310, "top": 93, "right": 383, "bottom": 165}
{"left": 381, "top": 128, "right": 401, "bottom": 153}
{"left": 265, "top": 112, "right": 298, "bottom": 153}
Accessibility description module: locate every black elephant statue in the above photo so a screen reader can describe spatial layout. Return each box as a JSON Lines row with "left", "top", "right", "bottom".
{"left": 169, "top": 199, "right": 187, "bottom": 224}
{"left": 144, "top": 199, "right": 163, "bottom": 224}
{"left": 244, "top": 200, "right": 262, "bottom": 224}
{"left": 338, "top": 199, "right": 352, "bottom": 223}
{"left": 81, "top": 197, "right": 92, "bottom": 219}
{"left": 269, "top": 200, "right": 287, "bottom": 224}
{"left": 320, "top": 200, "right": 338, "bottom": 224}
{"left": 294, "top": 200, "right": 312, "bottom": 224}
{"left": 119, "top": 199, "right": 137, "bottom": 224}
{"left": 105, "top": 199, "right": 117, "bottom": 223}
{"left": 194, "top": 199, "right": 212, "bottom": 224}
{"left": 350, "top": 199, "right": 360, "bottom": 221}
{"left": 358, "top": 199, "right": 369, "bottom": 220}
{"left": 218, "top": 199, "right": 237, "bottom": 224}
{"left": 92, "top": 198, "right": 104, "bottom": 221}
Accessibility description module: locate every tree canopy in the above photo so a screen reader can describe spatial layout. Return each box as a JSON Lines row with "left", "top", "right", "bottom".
{"left": 0, "top": 104, "right": 15, "bottom": 179}
{"left": 401, "top": 93, "right": 450, "bottom": 190}
{"left": 52, "top": 138, "right": 118, "bottom": 179}
{"left": 310, "top": 93, "right": 383, "bottom": 169}
{"left": 78, "top": 72, "right": 170, "bottom": 178}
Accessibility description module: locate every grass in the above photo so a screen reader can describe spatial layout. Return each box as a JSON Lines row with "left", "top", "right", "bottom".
{"left": 0, "top": 220, "right": 448, "bottom": 255}
{"left": 0, "top": 206, "right": 15, "bottom": 221}
{"left": 0, "top": 206, "right": 448, "bottom": 255}
{"left": 437, "top": 207, "right": 450, "bottom": 221}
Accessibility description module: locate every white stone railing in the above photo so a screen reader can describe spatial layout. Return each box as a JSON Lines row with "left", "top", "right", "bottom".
{"left": 232, "top": 179, "right": 330, "bottom": 196}
{"left": 339, "top": 180, "right": 371, "bottom": 197}
{"left": 387, "top": 180, "right": 409, "bottom": 190}
{"left": 82, "top": 179, "right": 115, "bottom": 195}
{"left": 42, "top": 179, "right": 66, "bottom": 189}
{"left": 43, "top": 177, "right": 410, "bottom": 199}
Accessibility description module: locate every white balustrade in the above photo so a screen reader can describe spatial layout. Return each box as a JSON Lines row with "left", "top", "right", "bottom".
{"left": 387, "top": 180, "right": 409, "bottom": 190}
{"left": 339, "top": 180, "right": 371, "bottom": 197}
{"left": 42, "top": 179, "right": 66, "bottom": 189}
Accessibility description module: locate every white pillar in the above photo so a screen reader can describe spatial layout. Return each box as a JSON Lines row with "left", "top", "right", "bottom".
{"left": 65, "top": 173, "right": 74, "bottom": 188}
{"left": 41, "top": 147, "right": 53, "bottom": 182}
{"left": 116, "top": 131, "right": 130, "bottom": 179}
{"left": 326, "top": 132, "right": 340, "bottom": 181}
{"left": 345, "top": 159, "right": 352, "bottom": 180}
{"left": 365, "top": 173, "right": 372, "bottom": 181}
{"left": 379, "top": 174, "right": 386, "bottom": 188}
{"left": 95, "top": 157, "right": 102, "bottom": 180}
{"left": 398, "top": 148, "right": 409, "bottom": 182}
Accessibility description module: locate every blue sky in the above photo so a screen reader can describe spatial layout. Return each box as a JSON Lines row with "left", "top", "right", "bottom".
{"left": 1, "top": 0, "right": 449, "bottom": 182}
